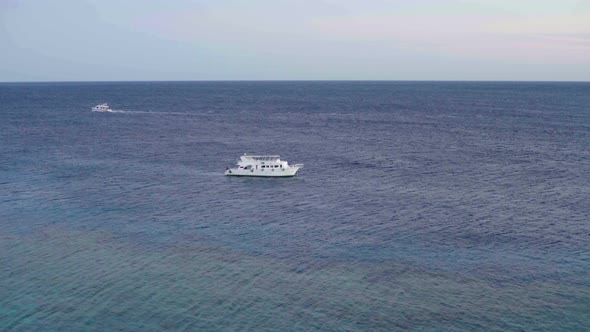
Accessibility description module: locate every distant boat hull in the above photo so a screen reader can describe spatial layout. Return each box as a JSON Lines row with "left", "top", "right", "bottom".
{"left": 92, "top": 103, "right": 113, "bottom": 112}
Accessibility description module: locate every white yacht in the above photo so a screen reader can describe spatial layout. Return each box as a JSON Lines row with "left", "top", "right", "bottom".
{"left": 92, "top": 103, "right": 113, "bottom": 112}
{"left": 225, "top": 154, "right": 303, "bottom": 177}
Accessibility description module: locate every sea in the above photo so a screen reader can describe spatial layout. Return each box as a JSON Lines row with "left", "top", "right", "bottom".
{"left": 0, "top": 81, "right": 589, "bottom": 331}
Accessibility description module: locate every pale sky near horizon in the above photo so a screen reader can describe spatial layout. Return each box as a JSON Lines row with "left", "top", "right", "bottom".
{"left": 1, "top": 0, "right": 589, "bottom": 81}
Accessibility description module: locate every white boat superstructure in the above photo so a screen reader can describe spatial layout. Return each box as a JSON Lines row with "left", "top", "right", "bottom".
{"left": 225, "top": 154, "right": 303, "bottom": 177}
{"left": 92, "top": 103, "right": 113, "bottom": 112}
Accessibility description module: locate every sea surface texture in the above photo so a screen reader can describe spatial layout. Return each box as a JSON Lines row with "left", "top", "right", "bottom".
{"left": 1, "top": 81, "right": 589, "bottom": 331}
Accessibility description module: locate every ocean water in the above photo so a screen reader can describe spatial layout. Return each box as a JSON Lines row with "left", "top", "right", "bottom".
{"left": 0, "top": 81, "right": 589, "bottom": 331}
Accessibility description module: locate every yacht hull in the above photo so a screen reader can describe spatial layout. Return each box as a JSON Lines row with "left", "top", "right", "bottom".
{"left": 225, "top": 166, "right": 301, "bottom": 177}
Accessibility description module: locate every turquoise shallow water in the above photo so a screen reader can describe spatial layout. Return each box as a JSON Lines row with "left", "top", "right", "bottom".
{"left": 0, "top": 81, "right": 589, "bottom": 331}
{"left": 2, "top": 229, "right": 588, "bottom": 331}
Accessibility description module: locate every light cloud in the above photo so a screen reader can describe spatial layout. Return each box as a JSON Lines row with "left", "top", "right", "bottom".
{"left": 1, "top": 0, "right": 589, "bottom": 81}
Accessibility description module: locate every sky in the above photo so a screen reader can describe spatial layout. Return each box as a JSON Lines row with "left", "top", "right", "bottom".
{"left": 1, "top": 0, "right": 589, "bottom": 81}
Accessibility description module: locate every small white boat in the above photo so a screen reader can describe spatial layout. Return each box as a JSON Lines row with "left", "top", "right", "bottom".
{"left": 225, "top": 154, "right": 303, "bottom": 177}
{"left": 92, "top": 103, "right": 113, "bottom": 112}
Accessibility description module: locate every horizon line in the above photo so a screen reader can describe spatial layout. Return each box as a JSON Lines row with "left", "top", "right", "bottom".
{"left": 1, "top": 79, "right": 589, "bottom": 84}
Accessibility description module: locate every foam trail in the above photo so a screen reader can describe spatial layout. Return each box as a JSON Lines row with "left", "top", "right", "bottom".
{"left": 107, "top": 110, "right": 193, "bottom": 115}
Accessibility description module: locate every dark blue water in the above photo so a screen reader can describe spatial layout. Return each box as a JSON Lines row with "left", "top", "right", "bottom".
{"left": 1, "top": 81, "right": 589, "bottom": 331}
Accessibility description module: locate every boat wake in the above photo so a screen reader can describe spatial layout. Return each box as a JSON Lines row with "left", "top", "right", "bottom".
{"left": 96, "top": 109, "right": 192, "bottom": 115}
{"left": 91, "top": 103, "right": 204, "bottom": 116}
